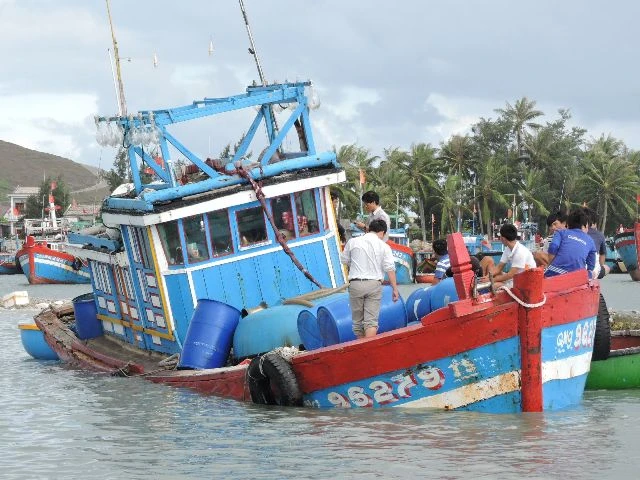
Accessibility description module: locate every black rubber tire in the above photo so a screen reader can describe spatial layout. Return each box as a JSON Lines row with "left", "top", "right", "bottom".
{"left": 592, "top": 293, "right": 611, "bottom": 361}
{"left": 72, "top": 257, "right": 83, "bottom": 271}
{"left": 247, "top": 353, "right": 302, "bottom": 406}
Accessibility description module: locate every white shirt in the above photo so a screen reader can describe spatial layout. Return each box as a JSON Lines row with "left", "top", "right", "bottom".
{"left": 499, "top": 240, "right": 536, "bottom": 271}
{"left": 340, "top": 232, "right": 396, "bottom": 281}
{"left": 368, "top": 206, "right": 391, "bottom": 242}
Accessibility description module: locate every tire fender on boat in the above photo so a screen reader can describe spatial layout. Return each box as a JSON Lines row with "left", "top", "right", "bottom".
{"left": 247, "top": 352, "right": 302, "bottom": 406}
{"left": 592, "top": 293, "right": 611, "bottom": 361}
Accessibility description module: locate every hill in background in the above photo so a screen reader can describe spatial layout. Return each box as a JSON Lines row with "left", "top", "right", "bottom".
{"left": 0, "top": 140, "right": 110, "bottom": 204}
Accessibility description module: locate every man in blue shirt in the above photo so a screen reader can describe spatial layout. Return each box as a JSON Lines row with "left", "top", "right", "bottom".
{"left": 545, "top": 209, "right": 596, "bottom": 278}
{"left": 431, "top": 238, "right": 450, "bottom": 285}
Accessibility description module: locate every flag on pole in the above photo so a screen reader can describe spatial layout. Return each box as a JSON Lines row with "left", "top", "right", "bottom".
{"left": 431, "top": 213, "right": 435, "bottom": 223}
{"left": 50, "top": 181, "right": 57, "bottom": 191}
{"left": 636, "top": 193, "right": 640, "bottom": 203}
{"left": 359, "top": 168, "right": 365, "bottom": 185}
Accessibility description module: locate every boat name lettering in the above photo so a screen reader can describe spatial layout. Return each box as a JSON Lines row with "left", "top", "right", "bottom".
{"left": 555, "top": 319, "right": 596, "bottom": 354}
{"left": 324, "top": 366, "right": 445, "bottom": 408}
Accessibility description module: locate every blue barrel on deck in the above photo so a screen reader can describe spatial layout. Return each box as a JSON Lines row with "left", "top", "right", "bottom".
{"left": 178, "top": 299, "right": 241, "bottom": 369}
{"left": 317, "top": 286, "right": 407, "bottom": 346}
{"left": 72, "top": 293, "right": 103, "bottom": 340}
{"left": 295, "top": 292, "right": 350, "bottom": 351}
{"left": 405, "top": 285, "right": 434, "bottom": 324}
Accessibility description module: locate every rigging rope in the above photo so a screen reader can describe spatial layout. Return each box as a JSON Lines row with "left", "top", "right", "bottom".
{"left": 235, "top": 165, "right": 324, "bottom": 289}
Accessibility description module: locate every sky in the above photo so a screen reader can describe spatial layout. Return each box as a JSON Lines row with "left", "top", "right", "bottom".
{"left": 1, "top": 0, "right": 640, "bottom": 172}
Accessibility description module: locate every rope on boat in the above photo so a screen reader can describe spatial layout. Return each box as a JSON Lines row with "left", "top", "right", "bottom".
{"left": 497, "top": 286, "right": 546, "bottom": 309}
{"left": 235, "top": 165, "right": 324, "bottom": 289}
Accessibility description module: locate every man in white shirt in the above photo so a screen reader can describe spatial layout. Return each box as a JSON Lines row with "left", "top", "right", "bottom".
{"left": 340, "top": 219, "right": 399, "bottom": 338}
{"left": 355, "top": 190, "right": 391, "bottom": 242}
{"left": 482, "top": 223, "right": 536, "bottom": 288}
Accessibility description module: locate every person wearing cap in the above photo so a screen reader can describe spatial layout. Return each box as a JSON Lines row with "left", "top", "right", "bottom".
{"left": 340, "top": 219, "right": 399, "bottom": 338}
{"left": 481, "top": 223, "right": 536, "bottom": 289}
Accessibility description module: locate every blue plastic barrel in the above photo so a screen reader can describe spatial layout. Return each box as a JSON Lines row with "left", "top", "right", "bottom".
{"left": 318, "top": 285, "right": 407, "bottom": 346}
{"left": 297, "top": 309, "right": 324, "bottom": 351}
{"left": 72, "top": 293, "right": 103, "bottom": 340}
{"left": 179, "top": 299, "right": 241, "bottom": 369}
{"left": 405, "top": 285, "right": 433, "bottom": 324}
{"left": 295, "top": 292, "right": 350, "bottom": 351}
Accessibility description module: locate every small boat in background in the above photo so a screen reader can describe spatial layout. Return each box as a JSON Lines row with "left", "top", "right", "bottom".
{"left": 19, "top": 320, "right": 59, "bottom": 360}
{"left": 0, "top": 253, "right": 20, "bottom": 275}
{"left": 16, "top": 236, "right": 90, "bottom": 285}
{"left": 585, "top": 330, "right": 640, "bottom": 390}
{"left": 613, "top": 222, "right": 640, "bottom": 281}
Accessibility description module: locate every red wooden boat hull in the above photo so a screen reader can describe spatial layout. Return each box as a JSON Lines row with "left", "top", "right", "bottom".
{"left": 33, "top": 233, "right": 600, "bottom": 413}
{"left": 15, "top": 236, "right": 90, "bottom": 284}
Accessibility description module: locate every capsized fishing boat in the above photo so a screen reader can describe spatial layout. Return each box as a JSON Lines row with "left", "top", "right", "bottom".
{"left": 613, "top": 223, "right": 640, "bottom": 281}
{"left": 33, "top": 0, "right": 602, "bottom": 413}
{"left": 586, "top": 330, "right": 640, "bottom": 390}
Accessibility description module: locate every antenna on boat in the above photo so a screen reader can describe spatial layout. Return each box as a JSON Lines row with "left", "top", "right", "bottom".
{"left": 238, "top": 0, "right": 266, "bottom": 86}
{"left": 105, "top": 0, "right": 127, "bottom": 116}
{"left": 238, "top": 0, "right": 281, "bottom": 140}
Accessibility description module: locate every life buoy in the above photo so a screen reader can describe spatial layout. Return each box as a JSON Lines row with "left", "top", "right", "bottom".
{"left": 72, "top": 257, "right": 83, "bottom": 271}
{"left": 592, "top": 293, "right": 611, "bottom": 361}
{"left": 247, "top": 352, "right": 302, "bottom": 406}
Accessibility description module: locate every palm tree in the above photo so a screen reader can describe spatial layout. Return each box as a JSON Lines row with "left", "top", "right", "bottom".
{"left": 495, "top": 97, "right": 544, "bottom": 156}
{"left": 386, "top": 143, "right": 440, "bottom": 241}
{"left": 427, "top": 175, "right": 462, "bottom": 236}
{"left": 333, "top": 144, "right": 379, "bottom": 217}
{"left": 476, "top": 155, "right": 510, "bottom": 236}
{"left": 580, "top": 137, "right": 639, "bottom": 232}
{"left": 517, "top": 168, "right": 551, "bottom": 223}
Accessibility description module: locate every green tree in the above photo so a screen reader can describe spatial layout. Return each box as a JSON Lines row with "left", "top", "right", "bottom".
{"left": 24, "top": 177, "right": 71, "bottom": 219}
{"left": 100, "top": 146, "right": 131, "bottom": 192}
{"left": 495, "top": 97, "right": 544, "bottom": 156}
{"left": 333, "top": 144, "right": 379, "bottom": 219}
{"left": 386, "top": 143, "right": 441, "bottom": 241}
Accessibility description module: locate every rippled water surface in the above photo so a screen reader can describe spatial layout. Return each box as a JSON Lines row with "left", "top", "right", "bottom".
{"left": 2, "top": 275, "right": 640, "bottom": 479}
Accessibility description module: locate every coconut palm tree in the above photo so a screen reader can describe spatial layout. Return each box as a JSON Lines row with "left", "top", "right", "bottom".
{"left": 475, "top": 155, "right": 511, "bottom": 236}
{"left": 580, "top": 136, "right": 639, "bottom": 232}
{"left": 333, "top": 144, "right": 379, "bottom": 217}
{"left": 495, "top": 97, "right": 544, "bottom": 157}
{"left": 386, "top": 143, "right": 440, "bottom": 241}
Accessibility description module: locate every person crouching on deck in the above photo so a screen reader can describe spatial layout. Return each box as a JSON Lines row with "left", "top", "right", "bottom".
{"left": 480, "top": 223, "right": 536, "bottom": 289}
{"left": 340, "top": 219, "right": 399, "bottom": 338}
{"left": 544, "top": 208, "right": 597, "bottom": 279}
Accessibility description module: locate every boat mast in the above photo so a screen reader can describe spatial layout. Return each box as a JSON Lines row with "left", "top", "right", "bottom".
{"left": 238, "top": 0, "right": 279, "bottom": 138}
{"left": 106, "top": 0, "right": 127, "bottom": 116}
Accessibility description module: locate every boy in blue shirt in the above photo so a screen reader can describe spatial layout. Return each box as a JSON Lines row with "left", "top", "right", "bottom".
{"left": 545, "top": 209, "right": 597, "bottom": 278}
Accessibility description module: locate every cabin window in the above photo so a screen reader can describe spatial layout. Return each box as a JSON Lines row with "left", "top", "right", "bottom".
{"left": 183, "top": 215, "right": 210, "bottom": 263}
{"left": 295, "top": 190, "right": 320, "bottom": 236}
{"left": 270, "top": 195, "right": 296, "bottom": 241}
{"left": 207, "top": 210, "right": 233, "bottom": 256}
{"left": 129, "top": 227, "right": 153, "bottom": 268}
{"left": 237, "top": 206, "right": 268, "bottom": 247}
{"left": 157, "top": 220, "right": 184, "bottom": 265}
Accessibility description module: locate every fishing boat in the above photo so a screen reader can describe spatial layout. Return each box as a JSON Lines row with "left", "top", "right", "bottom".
{"left": 0, "top": 253, "right": 20, "bottom": 274}
{"left": 32, "top": 1, "right": 603, "bottom": 414}
{"left": 19, "top": 320, "right": 59, "bottom": 361}
{"left": 586, "top": 330, "right": 640, "bottom": 390}
{"left": 15, "top": 197, "right": 91, "bottom": 284}
{"left": 613, "top": 222, "right": 640, "bottom": 281}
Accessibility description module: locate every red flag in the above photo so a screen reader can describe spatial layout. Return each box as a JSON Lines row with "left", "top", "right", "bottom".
{"left": 48, "top": 194, "right": 54, "bottom": 204}
{"left": 636, "top": 193, "right": 640, "bottom": 203}
{"left": 50, "top": 181, "right": 57, "bottom": 191}
{"left": 358, "top": 168, "right": 365, "bottom": 185}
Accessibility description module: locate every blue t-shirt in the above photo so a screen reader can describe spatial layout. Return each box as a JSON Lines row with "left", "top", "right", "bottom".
{"left": 429, "top": 277, "right": 459, "bottom": 311}
{"left": 545, "top": 229, "right": 596, "bottom": 277}
{"left": 434, "top": 254, "right": 450, "bottom": 280}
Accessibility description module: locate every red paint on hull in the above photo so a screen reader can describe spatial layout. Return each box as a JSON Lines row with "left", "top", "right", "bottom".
{"left": 16, "top": 236, "right": 81, "bottom": 284}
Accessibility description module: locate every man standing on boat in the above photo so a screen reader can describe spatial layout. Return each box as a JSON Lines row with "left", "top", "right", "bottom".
{"left": 583, "top": 207, "right": 610, "bottom": 279}
{"left": 340, "top": 219, "right": 399, "bottom": 338}
{"left": 355, "top": 191, "right": 391, "bottom": 242}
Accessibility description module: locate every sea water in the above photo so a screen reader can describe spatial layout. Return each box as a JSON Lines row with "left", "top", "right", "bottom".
{"left": 1, "top": 274, "right": 640, "bottom": 479}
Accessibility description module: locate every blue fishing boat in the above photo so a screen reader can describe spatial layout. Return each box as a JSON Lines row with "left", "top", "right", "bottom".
{"left": 613, "top": 223, "right": 640, "bottom": 281}
{"left": 31, "top": 0, "right": 603, "bottom": 414}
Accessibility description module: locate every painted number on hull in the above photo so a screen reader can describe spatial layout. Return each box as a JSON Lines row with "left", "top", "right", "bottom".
{"left": 324, "top": 367, "right": 445, "bottom": 408}
{"left": 555, "top": 319, "right": 597, "bottom": 354}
